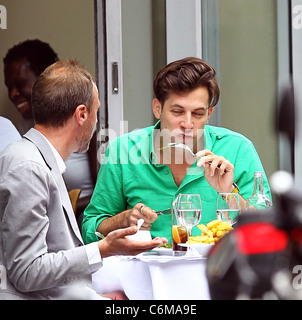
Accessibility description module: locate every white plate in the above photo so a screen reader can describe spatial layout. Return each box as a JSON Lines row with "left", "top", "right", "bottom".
{"left": 150, "top": 247, "right": 173, "bottom": 256}
{"left": 178, "top": 243, "right": 214, "bottom": 256}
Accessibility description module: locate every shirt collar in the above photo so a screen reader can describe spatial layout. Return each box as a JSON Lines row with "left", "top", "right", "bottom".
{"left": 39, "top": 133, "right": 66, "bottom": 174}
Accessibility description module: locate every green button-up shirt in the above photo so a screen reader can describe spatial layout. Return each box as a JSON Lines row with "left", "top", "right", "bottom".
{"left": 82, "top": 122, "right": 271, "bottom": 244}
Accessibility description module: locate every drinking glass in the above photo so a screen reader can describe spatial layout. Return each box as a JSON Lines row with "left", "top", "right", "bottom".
{"left": 171, "top": 212, "right": 188, "bottom": 256}
{"left": 176, "top": 194, "right": 202, "bottom": 238}
{"left": 171, "top": 194, "right": 187, "bottom": 255}
{"left": 216, "top": 193, "right": 241, "bottom": 227}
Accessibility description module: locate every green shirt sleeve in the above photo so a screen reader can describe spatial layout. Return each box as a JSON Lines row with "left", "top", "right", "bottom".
{"left": 82, "top": 140, "right": 126, "bottom": 244}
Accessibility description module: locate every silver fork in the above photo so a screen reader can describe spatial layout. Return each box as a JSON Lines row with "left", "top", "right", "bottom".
{"left": 166, "top": 142, "right": 197, "bottom": 158}
{"left": 163, "top": 143, "right": 221, "bottom": 168}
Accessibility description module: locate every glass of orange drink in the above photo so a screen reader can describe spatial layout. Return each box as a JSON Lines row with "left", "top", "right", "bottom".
{"left": 171, "top": 195, "right": 188, "bottom": 256}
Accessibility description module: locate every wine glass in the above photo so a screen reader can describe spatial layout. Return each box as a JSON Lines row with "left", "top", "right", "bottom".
{"left": 216, "top": 193, "right": 241, "bottom": 227}
{"left": 176, "top": 194, "right": 202, "bottom": 238}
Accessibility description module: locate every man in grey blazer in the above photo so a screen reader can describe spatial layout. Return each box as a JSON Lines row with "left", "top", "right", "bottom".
{"left": 0, "top": 59, "right": 167, "bottom": 300}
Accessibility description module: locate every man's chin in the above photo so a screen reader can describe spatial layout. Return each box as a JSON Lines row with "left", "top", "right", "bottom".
{"left": 76, "top": 142, "right": 90, "bottom": 154}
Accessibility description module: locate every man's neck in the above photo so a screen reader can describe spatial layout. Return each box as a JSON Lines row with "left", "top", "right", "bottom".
{"left": 34, "top": 124, "right": 74, "bottom": 161}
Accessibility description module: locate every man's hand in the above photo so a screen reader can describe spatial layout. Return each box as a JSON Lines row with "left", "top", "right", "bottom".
{"left": 196, "top": 149, "right": 234, "bottom": 193}
{"left": 101, "top": 290, "right": 128, "bottom": 300}
{"left": 128, "top": 203, "right": 158, "bottom": 230}
{"left": 98, "top": 225, "right": 168, "bottom": 258}
{"left": 98, "top": 203, "right": 159, "bottom": 236}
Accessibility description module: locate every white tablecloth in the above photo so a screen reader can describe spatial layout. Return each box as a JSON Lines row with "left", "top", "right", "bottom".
{"left": 92, "top": 251, "right": 211, "bottom": 300}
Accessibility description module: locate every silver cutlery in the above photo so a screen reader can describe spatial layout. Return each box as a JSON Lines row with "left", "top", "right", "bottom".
{"left": 95, "top": 231, "right": 104, "bottom": 239}
{"left": 160, "top": 142, "right": 222, "bottom": 168}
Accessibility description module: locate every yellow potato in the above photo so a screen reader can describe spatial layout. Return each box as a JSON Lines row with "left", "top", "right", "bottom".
{"left": 217, "top": 223, "right": 233, "bottom": 231}
{"left": 207, "top": 219, "right": 221, "bottom": 229}
{"left": 211, "top": 227, "right": 217, "bottom": 236}
{"left": 189, "top": 235, "right": 208, "bottom": 242}
{"left": 216, "top": 230, "right": 227, "bottom": 237}
{"left": 197, "top": 224, "right": 206, "bottom": 231}
{"left": 216, "top": 225, "right": 228, "bottom": 231}
{"left": 197, "top": 224, "right": 213, "bottom": 237}
{"left": 187, "top": 220, "right": 233, "bottom": 244}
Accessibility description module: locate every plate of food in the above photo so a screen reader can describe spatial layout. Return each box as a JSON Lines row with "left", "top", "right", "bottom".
{"left": 178, "top": 220, "right": 234, "bottom": 256}
{"left": 178, "top": 243, "right": 214, "bottom": 256}
{"left": 150, "top": 243, "right": 173, "bottom": 256}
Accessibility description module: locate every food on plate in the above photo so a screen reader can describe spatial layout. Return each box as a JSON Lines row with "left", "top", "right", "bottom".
{"left": 187, "top": 219, "right": 233, "bottom": 244}
{"left": 157, "top": 243, "right": 172, "bottom": 249}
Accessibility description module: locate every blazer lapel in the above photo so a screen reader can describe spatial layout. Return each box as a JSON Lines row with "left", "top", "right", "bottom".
{"left": 24, "top": 129, "right": 84, "bottom": 244}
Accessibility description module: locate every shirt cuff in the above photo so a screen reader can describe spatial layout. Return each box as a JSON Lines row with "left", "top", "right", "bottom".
{"left": 84, "top": 242, "right": 103, "bottom": 274}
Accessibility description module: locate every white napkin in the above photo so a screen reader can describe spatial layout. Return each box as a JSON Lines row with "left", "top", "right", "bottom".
{"left": 126, "top": 219, "right": 152, "bottom": 241}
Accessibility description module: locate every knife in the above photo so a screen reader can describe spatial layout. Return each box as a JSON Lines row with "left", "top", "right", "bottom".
{"left": 156, "top": 209, "right": 171, "bottom": 215}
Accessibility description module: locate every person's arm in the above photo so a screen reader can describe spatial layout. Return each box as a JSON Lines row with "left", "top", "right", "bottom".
{"left": 97, "top": 225, "right": 167, "bottom": 258}
{"left": 82, "top": 139, "right": 157, "bottom": 242}
{"left": 82, "top": 140, "right": 125, "bottom": 243}
{"left": 196, "top": 149, "right": 234, "bottom": 191}
{"left": 196, "top": 138, "right": 272, "bottom": 212}
{"left": 97, "top": 209, "right": 130, "bottom": 236}
{"left": 1, "top": 163, "right": 91, "bottom": 292}
{"left": 196, "top": 149, "right": 247, "bottom": 212}
{"left": 97, "top": 204, "right": 158, "bottom": 236}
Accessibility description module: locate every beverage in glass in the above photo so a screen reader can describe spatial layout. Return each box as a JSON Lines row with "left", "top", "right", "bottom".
{"left": 171, "top": 195, "right": 187, "bottom": 255}
{"left": 216, "top": 193, "right": 240, "bottom": 227}
{"left": 177, "top": 194, "right": 202, "bottom": 237}
{"left": 172, "top": 224, "right": 188, "bottom": 254}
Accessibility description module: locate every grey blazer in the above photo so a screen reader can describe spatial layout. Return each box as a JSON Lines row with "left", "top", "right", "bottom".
{"left": 0, "top": 129, "right": 92, "bottom": 299}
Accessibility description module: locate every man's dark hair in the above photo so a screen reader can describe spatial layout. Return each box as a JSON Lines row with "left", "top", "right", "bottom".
{"left": 153, "top": 57, "right": 220, "bottom": 108}
{"left": 3, "top": 39, "right": 58, "bottom": 76}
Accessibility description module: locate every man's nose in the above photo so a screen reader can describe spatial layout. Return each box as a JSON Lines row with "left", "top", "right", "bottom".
{"left": 181, "top": 113, "right": 194, "bottom": 129}
{"left": 9, "top": 86, "right": 20, "bottom": 102}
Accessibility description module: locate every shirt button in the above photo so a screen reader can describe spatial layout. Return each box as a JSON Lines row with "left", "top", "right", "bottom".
{"left": 164, "top": 170, "right": 169, "bottom": 175}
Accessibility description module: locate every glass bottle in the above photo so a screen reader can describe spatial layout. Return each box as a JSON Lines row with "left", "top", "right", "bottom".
{"left": 246, "top": 171, "right": 273, "bottom": 210}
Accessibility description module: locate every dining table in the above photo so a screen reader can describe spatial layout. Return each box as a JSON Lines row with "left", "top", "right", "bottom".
{"left": 91, "top": 247, "right": 211, "bottom": 300}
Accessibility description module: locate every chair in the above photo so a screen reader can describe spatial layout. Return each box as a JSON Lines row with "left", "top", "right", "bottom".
{"left": 68, "top": 189, "right": 82, "bottom": 215}
{"left": 68, "top": 189, "right": 92, "bottom": 233}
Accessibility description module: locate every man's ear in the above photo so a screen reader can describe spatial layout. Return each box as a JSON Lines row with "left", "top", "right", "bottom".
{"left": 207, "top": 106, "right": 214, "bottom": 121}
{"left": 75, "top": 105, "right": 88, "bottom": 125}
{"left": 152, "top": 98, "right": 162, "bottom": 120}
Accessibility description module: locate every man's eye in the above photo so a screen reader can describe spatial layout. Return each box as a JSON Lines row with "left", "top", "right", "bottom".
{"left": 193, "top": 112, "right": 205, "bottom": 117}
{"left": 172, "top": 110, "right": 183, "bottom": 114}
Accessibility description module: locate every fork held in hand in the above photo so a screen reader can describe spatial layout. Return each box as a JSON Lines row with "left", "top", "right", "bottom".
{"left": 164, "top": 143, "right": 221, "bottom": 168}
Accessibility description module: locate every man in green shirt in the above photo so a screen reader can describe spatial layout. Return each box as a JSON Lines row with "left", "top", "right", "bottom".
{"left": 82, "top": 57, "right": 271, "bottom": 244}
